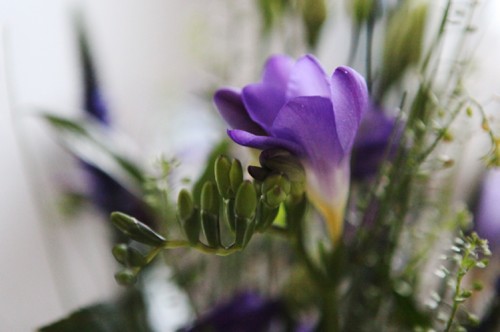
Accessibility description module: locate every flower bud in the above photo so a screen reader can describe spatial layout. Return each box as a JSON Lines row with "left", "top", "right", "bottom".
{"left": 234, "top": 181, "right": 258, "bottom": 220}
{"left": 262, "top": 174, "right": 291, "bottom": 208}
{"left": 380, "top": 2, "right": 428, "bottom": 94}
{"left": 112, "top": 243, "right": 129, "bottom": 265}
{"left": 127, "top": 247, "right": 147, "bottom": 267}
{"left": 349, "top": 0, "right": 376, "bottom": 26}
{"left": 201, "top": 211, "right": 220, "bottom": 248}
{"left": 248, "top": 165, "right": 271, "bottom": 181}
{"left": 201, "top": 181, "right": 220, "bottom": 216}
{"left": 256, "top": 201, "right": 280, "bottom": 232}
{"left": 301, "top": 0, "right": 327, "bottom": 48}
{"left": 215, "top": 155, "right": 232, "bottom": 199}
{"left": 229, "top": 159, "right": 244, "bottom": 194}
{"left": 178, "top": 189, "right": 194, "bottom": 221}
{"left": 259, "top": 149, "right": 305, "bottom": 182}
{"left": 111, "top": 212, "right": 166, "bottom": 246}
{"left": 177, "top": 189, "right": 200, "bottom": 245}
{"left": 114, "top": 269, "right": 137, "bottom": 286}
{"left": 224, "top": 199, "right": 237, "bottom": 233}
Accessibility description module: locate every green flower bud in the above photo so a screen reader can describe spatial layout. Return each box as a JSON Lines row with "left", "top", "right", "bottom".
{"left": 201, "top": 211, "right": 220, "bottom": 248}
{"left": 177, "top": 190, "right": 200, "bottom": 245}
{"left": 114, "top": 269, "right": 137, "bottom": 286}
{"left": 256, "top": 201, "right": 280, "bottom": 232}
{"left": 229, "top": 159, "right": 244, "bottom": 194}
{"left": 301, "top": 0, "right": 327, "bottom": 48}
{"left": 224, "top": 199, "right": 237, "bottom": 233}
{"left": 215, "top": 155, "right": 232, "bottom": 199}
{"left": 201, "top": 181, "right": 220, "bottom": 216}
{"left": 127, "top": 247, "right": 147, "bottom": 267}
{"left": 234, "top": 181, "right": 258, "bottom": 219}
{"left": 380, "top": 2, "right": 428, "bottom": 94}
{"left": 112, "top": 243, "right": 129, "bottom": 265}
{"left": 260, "top": 149, "right": 305, "bottom": 182}
{"left": 264, "top": 185, "right": 288, "bottom": 208}
{"left": 111, "top": 212, "right": 166, "bottom": 246}
{"left": 290, "top": 180, "right": 306, "bottom": 199}
{"left": 262, "top": 173, "right": 291, "bottom": 196}
{"left": 349, "top": 0, "right": 376, "bottom": 25}
{"left": 178, "top": 189, "right": 194, "bottom": 220}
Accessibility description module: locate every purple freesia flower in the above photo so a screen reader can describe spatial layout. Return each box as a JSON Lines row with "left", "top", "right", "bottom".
{"left": 351, "top": 104, "right": 400, "bottom": 180}
{"left": 180, "top": 292, "right": 313, "bottom": 332}
{"left": 214, "top": 54, "right": 369, "bottom": 242}
{"left": 475, "top": 169, "right": 500, "bottom": 251}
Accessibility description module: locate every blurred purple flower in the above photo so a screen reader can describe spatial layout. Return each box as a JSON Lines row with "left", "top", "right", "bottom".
{"left": 351, "top": 104, "right": 400, "bottom": 180}
{"left": 77, "top": 28, "right": 151, "bottom": 224}
{"left": 475, "top": 169, "right": 500, "bottom": 251}
{"left": 214, "top": 54, "right": 368, "bottom": 242}
{"left": 180, "top": 292, "right": 313, "bottom": 332}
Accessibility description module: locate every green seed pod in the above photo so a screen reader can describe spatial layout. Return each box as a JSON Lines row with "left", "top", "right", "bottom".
{"left": 111, "top": 212, "right": 166, "bottom": 246}
{"left": 214, "top": 155, "right": 232, "bottom": 199}
{"left": 229, "top": 159, "right": 244, "bottom": 194}
{"left": 234, "top": 181, "right": 258, "bottom": 219}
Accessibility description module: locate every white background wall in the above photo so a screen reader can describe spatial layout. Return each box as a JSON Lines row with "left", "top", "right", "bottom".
{"left": 0, "top": 1, "right": 499, "bottom": 331}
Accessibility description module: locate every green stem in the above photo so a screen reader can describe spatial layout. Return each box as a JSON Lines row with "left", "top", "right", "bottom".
{"left": 320, "top": 286, "right": 340, "bottom": 332}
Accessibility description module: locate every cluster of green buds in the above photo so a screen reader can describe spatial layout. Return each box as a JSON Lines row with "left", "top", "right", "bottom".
{"left": 110, "top": 212, "right": 166, "bottom": 285}
{"left": 110, "top": 152, "right": 306, "bottom": 285}
{"left": 177, "top": 154, "right": 298, "bottom": 252}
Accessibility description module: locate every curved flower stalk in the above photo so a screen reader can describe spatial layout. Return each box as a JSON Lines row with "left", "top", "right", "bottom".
{"left": 214, "top": 54, "right": 369, "bottom": 243}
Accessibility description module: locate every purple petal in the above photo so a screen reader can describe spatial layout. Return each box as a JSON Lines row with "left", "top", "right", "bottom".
{"left": 214, "top": 88, "right": 265, "bottom": 135}
{"left": 272, "top": 96, "right": 343, "bottom": 174}
{"left": 330, "top": 66, "right": 369, "bottom": 153}
{"left": 242, "top": 83, "right": 286, "bottom": 132}
{"left": 475, "top": 169, "right": 500, "bottom": 249}
{"left": 351, "top": 106, "right": 400, "bottom": 179}
{"left": 227, "top": 129, "right": 302, "bottom": 155}
{"left": 262, "top": 54, "right": 294, "bottom": 88}
{"left": 286, "top": 55, "right": 331, "bottom": 99}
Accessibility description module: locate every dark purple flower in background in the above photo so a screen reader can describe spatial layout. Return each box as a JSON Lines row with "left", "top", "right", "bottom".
{"left": 77, "top": 26, "right": 151, "bottom": 224}
{"left": 180, "top": 292, "right": 313, "bottom": 332}
{"left": 475, "top": 169, "right": 500, "bottom": 251}
{"left": 214, "top": 54, "right": 368, "bottom": 243}
{"left": 351, "top": 104, "right": 400, "bottom": 180}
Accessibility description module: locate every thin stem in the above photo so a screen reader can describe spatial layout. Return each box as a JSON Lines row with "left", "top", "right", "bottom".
{"left": 365, "top": 15, "right": 375, "bottom": 93}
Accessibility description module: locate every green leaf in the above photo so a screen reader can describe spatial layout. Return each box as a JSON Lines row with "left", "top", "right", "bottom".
{"left": 38, "top": 290, "right": 152, "bottom": 332}
{"left": 42, "top": 113, "right": 145, "bottom": 194}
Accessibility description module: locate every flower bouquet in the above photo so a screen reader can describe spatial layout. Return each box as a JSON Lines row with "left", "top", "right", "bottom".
{"left": 39, "top": 0, "right": 500, "bottom": 331}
